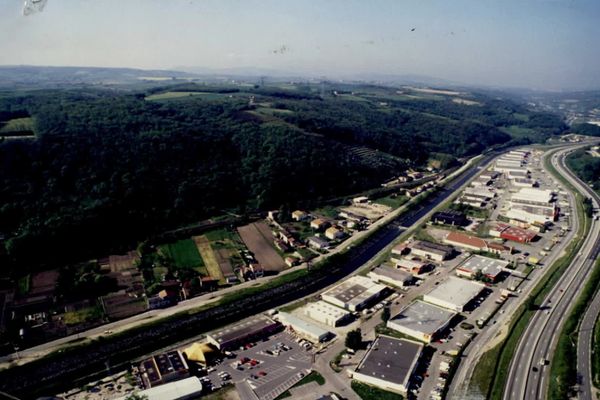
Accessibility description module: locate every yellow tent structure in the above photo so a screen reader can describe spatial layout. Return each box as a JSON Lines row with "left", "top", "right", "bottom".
{"left": 183, "top": 342, "right": 218, "bottom": 366}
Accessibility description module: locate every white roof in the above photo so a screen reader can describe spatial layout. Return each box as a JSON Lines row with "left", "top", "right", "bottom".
{"left": 322, "top": 275, "right": 387, "bottom": 308}
{"left": 424, "top": 277, "right": 485, "bottom": 309}
{"left": 389, "top": 300, "right": 456, "bottom": 335}
{"left": 511, "top": 188, "right": 553, "bottom": 204}
{"left": 278, "top": 312, "right": 330, "bottom": 339}
{"left": 305, "top": 301, "right": 350, "bottom": 319}
{"left": 457, "top": 255, "right": 509, "bottom": 277}
{"left": 114, "top": 377, "right": 203, "bottom": 400}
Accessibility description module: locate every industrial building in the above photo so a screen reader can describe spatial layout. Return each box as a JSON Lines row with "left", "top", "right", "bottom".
{"left": 512, "top": 178, "right": 536, "bottom": 188}
{"left": 455, "top": 255, "right": 509, "bottom": 282}
{"left": 206, "top": 315, "right": 280, "bottom": 350}
{"left": 423, "top": 276, "right": 486, "bottom": 312}
{"left": 321, "top": 275, "right": 388, "bottom": 311}
{"left": 114, "top": 377, "right": 203, "bottom": 400}
{"left": 139, "top": 350, "right": 190, "bottom": 388}
{"left": 505, "top": 188, "right": 557, "bottom": 224}
{"left": 368, "top": 264, "right": 414, "bottom": 288}
{"left": 277, "top": 312, "right": 331, "bottom": 343}
{"left": 410, "top": 240, "right": 453, "bottom": 262}
{"left": 431, "top": 210, "right": 469, "bottom": 226}
{"left": 391, "top": 257, "right": 431, "bottom": 275}
{"left": 352, "top": 335, "right": 423, "bottom": 396}
{"left": 304, "top": 300, "right": 351, "bottom": 327}
{"left": 387, "top": 300, "right": 456, "bottom": 343}
{"left": 443, "top": 231, "right": 489, "bottom": 252}
{"left": 489, "top": 223, "right": 537, "bottom": 243}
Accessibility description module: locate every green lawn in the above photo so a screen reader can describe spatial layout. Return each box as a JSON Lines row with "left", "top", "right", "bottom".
{"left": 500, "top": 125, "right": 537, "bottom": 139}
{"left": 17, "top": 274, "right": 31, "bottom": 295}
{"left": 351, "top": 381, "right": 404, "bottom": 400}
{"left": 161, "top": 239, "right": 205, "bottom": 270}
{"left": 313, "top": 205, "right": 339, "bottom": 219}
{"left": 63, "top": 306, "right": 104, "bottom": 326}
{"left": 374, "top": 195, "right": 409, "bottom": 209}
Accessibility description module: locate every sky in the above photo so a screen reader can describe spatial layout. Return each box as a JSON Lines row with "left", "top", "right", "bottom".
{"left": 1, "top": 0, "right": 599, "bottom": 90}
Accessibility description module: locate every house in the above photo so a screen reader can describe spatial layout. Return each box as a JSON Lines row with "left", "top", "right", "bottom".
{"left": 310, "top": 218, "right": 331, "bottom": 231}
{"left": 292, "top": 210, "right": 309, "bottom": 221}
{"left": 308, "top": 236, "right": 330, "bottom": 250}
{"left": 325, "top": 226, "right": 345, "bottom": 240}
{"left": 285, "top": 256, "right": 299, "bottom": 267}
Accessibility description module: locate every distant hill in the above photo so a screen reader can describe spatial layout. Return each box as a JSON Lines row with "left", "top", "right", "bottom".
{"left": 0, "top": 79, "right": 566, "bottom": 275}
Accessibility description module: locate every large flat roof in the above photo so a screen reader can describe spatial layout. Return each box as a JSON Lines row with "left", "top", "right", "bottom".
{"left": 114, "top": 377, "right": 203, "bottom": 400}
{"left": 208, "top": 315, "right": 278, "bottom": 345}
{"left": 511, "top": 188, "right": 553, "bottom": 204}
{"left": 424, "top": 276, "right": 485, "bottom": 309}
{"left": 355, "top": 335, "right": 423, "bottom": 388}
{"left": 305, "top": 301, "right": 350, "bottom": 319}
{"left": 411, "top": 240, "right": 453, "bottom": 256}
{"left": 389, "top": 300, "right": 456, "bottom": 335}
{"left": 278, "top": 312, "right": 330, "bottom": 339}
{"left": 369, "top": 265, "right": 413, "bottom": 283}
{"left": 457, "top": 255, "right": 509, "bottom": 277}
{"left": 322, "top": 275, "right": 387, "bottom": 308}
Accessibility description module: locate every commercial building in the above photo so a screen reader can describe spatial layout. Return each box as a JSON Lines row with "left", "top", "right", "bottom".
{"left": 455, "top": 255, "right": 509, "bottom": 282}
{"left": 391, "top": 257, "right": 431, "bottom": 275}
{"left": 431, "top": 210, "right": 469, "bottom": 226}
{"left": 277, "top": 312, "right": 331, "bottom": 343}
{"left": 410, "top": 240, "right": 453, "bottom": 262}
{"left": 352, "top": 335, "right": 423, "bottom": 396}
{"left": 206, "top": 315, "right": 280, "bottom": 350}
{"left": 114, "top": 377, "right": 203, "bottom": 400}
{"left": 321, "top": 275, "right": 388, "bottom": 311}
{"left": 387, "top": 300, "right": 456, "bottom": 343}
{"left": 512, "top": 178, "right": 536, "bottom": 188}
{"left": 139, "top": 350, "right": 190, "bottom": 388}
{"left": 489, "top": 223, "right": 537, "bottom": 243}
{"left": 423, "top": 277, "right": 486, "bottom": 312}
{"left": 443, "top": 231, "right": 489, "bottom": 252}
{"left": 304, "top": 300, "right": 351, "bottom": 327}
{"left": 507, "top": 169, "right": 529, "bottom": 179}
{"left": 368, "top": 264, "right": 414, "bottom": 288}
{"left": 463, "top": 187, "right": 494, "bottom": 200}
{"left": 391, "top": 243, "right": 410, "bottom": 256}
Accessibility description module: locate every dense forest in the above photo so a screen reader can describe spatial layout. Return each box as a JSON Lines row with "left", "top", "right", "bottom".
{"left": 0, "top": 81, "right": 567, "bottom": 276}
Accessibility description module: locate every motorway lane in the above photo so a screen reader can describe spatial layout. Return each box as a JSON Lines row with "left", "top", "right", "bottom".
{"left": 502, "top": 147, "right": 600, "bottom": 400}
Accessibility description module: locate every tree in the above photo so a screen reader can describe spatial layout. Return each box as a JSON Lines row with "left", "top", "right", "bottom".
{"left": 345, "top": 328, "right": 362, "bottom": 350}
{"left": 381, "top": 306, "right": 391, "bottom": 323}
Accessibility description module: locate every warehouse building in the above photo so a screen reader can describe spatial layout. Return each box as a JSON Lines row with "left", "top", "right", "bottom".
{"left": 444, "top": 231, "right": 489, "bottom": 252}
{"left": 512, "top": 178, "right": 536, "bottom": 188}
{"left": 391, "top": 257, "right": 432, "bottom": 275}
{"left": 489, "top": 223, "right": 537, "bottom": 243}
{"left": 277, "top": 312, "right": 331, "bottom": 343}
{"left": 431, "top": 210, "right": 469, "bottom": 226}
{"left": 410, "top": 240, "right": 453, "bottom": 262}
{"left": 387, "top": 300, "right": 456, "bottom": 343}
{"left": 455, "top": 255, "right": 509, "bottom": 282}
{"left": 368, "top": 264, "right": 414, "bottom": 288}
{"left": 114, "top": 377, "right": 203, "bottom": 400}
{"left": 304, "top": 301, "right": 351, "bottom": 327}
{"left": 139, "top": 350, "right": 190, "bottom": 388}
{"left": 352, "top": 335, "right": 423, "bottom": 396}
{"left": 206, "top": 315, "right": 280, "bottom": 350}
{"left": 423, "top": 276, "right": 486, "bottom": 312}
{"left": 321, "top": 275, "right": 388, "bottom": 311}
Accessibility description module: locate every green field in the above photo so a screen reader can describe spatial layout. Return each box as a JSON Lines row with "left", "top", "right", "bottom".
{"left": 500, "top": 125, "right": 537, "bottom": 138}
{"left": 161, "top": 239, "right": 205, "bottom": 270}
{"left": 0, "top": 117, "right": 35, "bottom": 135}
{"left": 374, "top": 195, "right": 409, "bottom": 209}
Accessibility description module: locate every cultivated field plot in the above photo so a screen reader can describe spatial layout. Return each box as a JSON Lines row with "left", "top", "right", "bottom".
{"left": 215, "top": 248, "right": 235, "bottom": 278}
{"left": 237, "top": 222, "right": 285, "bottom": 272}
{"left": 161, "top": 239, "right": 207, "bottom": 274}
{"left": 0, "top": 117, "right": 35, "bottom": 136}
{"left": 145, "top": 91, "right": 224, "bottom": 101}
{"left": 341, "top": 202, "right": 392, "bottom": 221}
{"left": 193, "top": 235, "right": 225, "bottom": 282}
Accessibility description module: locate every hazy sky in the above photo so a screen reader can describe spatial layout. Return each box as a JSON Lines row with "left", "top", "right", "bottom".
{"left": 1, "top": 0, "right": 599, "bottom": 90}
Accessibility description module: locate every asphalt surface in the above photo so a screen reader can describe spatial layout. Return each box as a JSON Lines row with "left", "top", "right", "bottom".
{"left": 502, "top": 146, "right": 600, "bottom": 400}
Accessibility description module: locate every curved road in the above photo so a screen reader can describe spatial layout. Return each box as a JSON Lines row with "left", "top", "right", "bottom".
{"left": 502, "top": 146, "right": 600, "bottom": 400}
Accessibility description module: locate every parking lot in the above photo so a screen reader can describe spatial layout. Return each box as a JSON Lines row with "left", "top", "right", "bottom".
{"left": 202, "top": 331, "right": 313, "bottom": 400}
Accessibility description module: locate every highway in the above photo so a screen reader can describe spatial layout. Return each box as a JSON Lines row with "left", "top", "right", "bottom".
{"left": 502, "top": 146, "right": 600, "bottom": 400}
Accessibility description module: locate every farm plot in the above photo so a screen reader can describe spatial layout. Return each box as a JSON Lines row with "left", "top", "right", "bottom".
{"left": 193, "top": 236, "right": 225, "bottom": 282}
{"left": 237, "top": 222, "right": 286, "bottom": 272}
{"left": 160, "top": 239, "right": 207, "bottom": 275}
